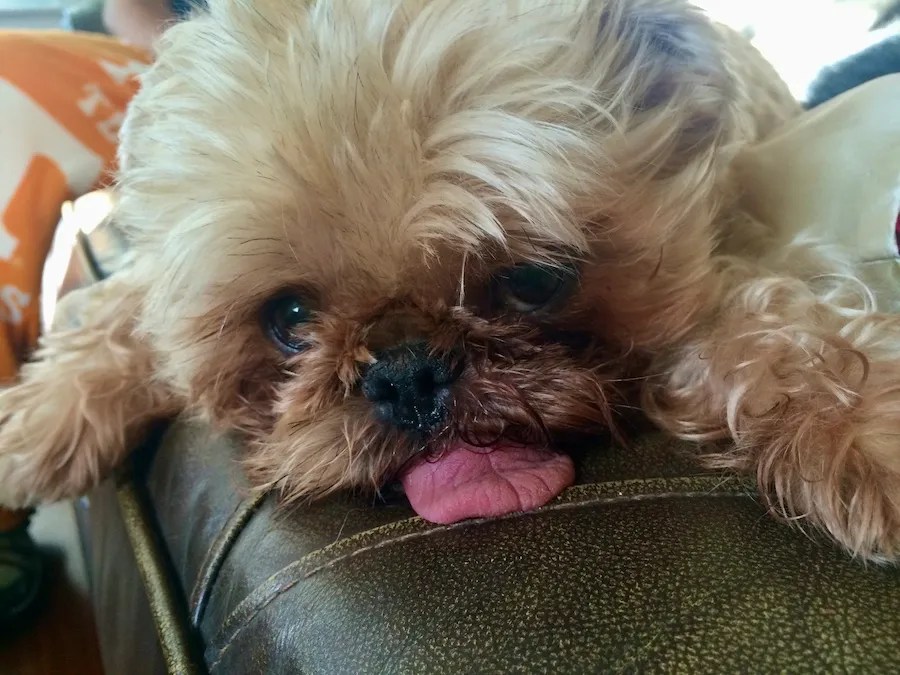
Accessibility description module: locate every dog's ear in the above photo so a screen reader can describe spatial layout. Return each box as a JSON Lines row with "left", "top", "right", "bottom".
{"left": 603, "top": 0, "right": 727, "bottom": 103}
{"left": 591, "top": 0, "right": 736, "bottom": 172}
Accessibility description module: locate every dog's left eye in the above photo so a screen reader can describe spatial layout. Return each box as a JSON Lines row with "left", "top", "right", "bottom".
{"left": 264, "top": 294, "right": 311, "bottom": 354}
{"left": 496, "top": 263, "right": 575, "bottom": 313}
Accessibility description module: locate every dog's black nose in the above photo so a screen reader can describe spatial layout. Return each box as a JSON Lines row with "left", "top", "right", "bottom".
{"left": 362, "top": 342, "right": 459, "bottom": 433}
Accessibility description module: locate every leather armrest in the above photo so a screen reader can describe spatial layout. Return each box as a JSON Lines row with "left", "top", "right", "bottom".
{"left": 136, "top": 420, "right": 900, "bottom": 673}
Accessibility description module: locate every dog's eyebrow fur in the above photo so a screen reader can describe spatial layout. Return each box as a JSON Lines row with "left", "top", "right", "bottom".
{"left": 116, "top": 0, "right": 736, "bottom": 295}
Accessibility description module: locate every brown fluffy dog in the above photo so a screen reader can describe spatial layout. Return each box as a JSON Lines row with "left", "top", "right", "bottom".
{"left": 1, "top": 0, "right": 899, "bottom": 561}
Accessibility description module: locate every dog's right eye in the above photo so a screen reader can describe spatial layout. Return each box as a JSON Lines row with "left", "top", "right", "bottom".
{"left": 495, "top": 263, "right": 576, "bottom": 313}
{"left": 264, "top": 294, "right": 311, "bottom": 354}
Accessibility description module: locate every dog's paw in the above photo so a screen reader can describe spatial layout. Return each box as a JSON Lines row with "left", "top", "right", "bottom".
{"left": 0, "top": 383, "right": 94, "bottom": 508}
{"left": 0, "top": 461, "right": 32, "bottom": 510}
{"left": 760, "top": 426, "right": 900, "bottom": 564}
{"left": 0, "top": 440, "right": 39, "bottom": 509}
{"left": 828, "top": 498, "right": 900, "bottom": 565}
{"left": 0, "top": 408, "right": 56, "bottom": 508}
{"left": 816, "top": 480, "right": 900, "bottom": 564}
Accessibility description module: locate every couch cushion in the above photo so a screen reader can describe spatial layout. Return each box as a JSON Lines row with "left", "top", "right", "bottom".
{"left": 139, "top": 420, "right": 900, "bottom": 673}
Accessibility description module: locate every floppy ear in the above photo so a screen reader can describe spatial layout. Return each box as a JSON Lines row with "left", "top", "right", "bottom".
{"left": 0, "top": 272, "right": 182, "bottom": 508}
{"left": 593, "top": 0, "right": 795, "bottom": 174}
{"left": 605, "top": 1, "right": 726, "bottom": 98}
{"left": 590, "top": 0, "right": 735, "bottom": 168}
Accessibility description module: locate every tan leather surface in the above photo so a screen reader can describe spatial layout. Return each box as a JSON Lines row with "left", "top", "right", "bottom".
{"left": 130, "top": 420, "right": 900, "bottom": 673}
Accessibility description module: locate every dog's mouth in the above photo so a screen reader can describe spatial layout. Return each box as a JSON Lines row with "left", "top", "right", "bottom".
{"left": 399, "top": 441, "right": 575, "bottom": 524}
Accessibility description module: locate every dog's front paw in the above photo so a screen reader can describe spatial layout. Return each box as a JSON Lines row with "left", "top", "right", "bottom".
{"left": 758, "top": 424, "right": 900, "bottom": 563}
{"left": 0, "top": 376, "right": 104, "bottom": 507}
{"left": 0, "top": 402, "right": 70, "bottom": 508}
{"left": 810, "top": 477, "right": 900, "bottom": 564}
{"left": 0, "top": 452, "right": 35, "bottom": 509}
{"left": 0, "top": 416, "right": 45, "bottom": 509}
{"left": 816, "top": 391, "right": 900, "bottom": 562}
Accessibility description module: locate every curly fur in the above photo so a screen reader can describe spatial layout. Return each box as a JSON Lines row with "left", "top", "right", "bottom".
{"left": 1, "top": 0, "right": 899, "bottom": 562}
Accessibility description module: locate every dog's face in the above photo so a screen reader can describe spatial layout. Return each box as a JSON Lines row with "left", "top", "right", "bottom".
{"left": 117, "top": 0, "right": 742, "bottom": 521}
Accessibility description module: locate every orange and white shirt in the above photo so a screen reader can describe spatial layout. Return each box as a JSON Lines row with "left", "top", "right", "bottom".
{"left": 0, "top": 30, "right": 149, "bottom": 380}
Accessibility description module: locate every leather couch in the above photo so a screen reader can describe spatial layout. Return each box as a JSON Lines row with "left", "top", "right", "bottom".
{"left": 61, "top": 78, "right": 900, "bottom": 673}
{"left": 78, "top": 421, "right": 900, "bottom": 674}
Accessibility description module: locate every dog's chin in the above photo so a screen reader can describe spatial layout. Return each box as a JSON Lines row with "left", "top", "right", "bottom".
{"left": 398, "top": 440, "right": 575, "bottom": 524}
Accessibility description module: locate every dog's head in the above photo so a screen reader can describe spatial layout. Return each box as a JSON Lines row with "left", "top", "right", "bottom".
{"left": 116, "top": 0, "right": 748, "bottom": 520}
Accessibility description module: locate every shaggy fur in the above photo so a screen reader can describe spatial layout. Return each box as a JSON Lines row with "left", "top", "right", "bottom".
{"left": 1, "top": 0, "right": 899, "bottom": 562}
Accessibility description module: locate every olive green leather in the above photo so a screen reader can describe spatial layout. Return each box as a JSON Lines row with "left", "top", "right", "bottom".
{"left": 77, "top": 418, "right": 900, "bottom": 674}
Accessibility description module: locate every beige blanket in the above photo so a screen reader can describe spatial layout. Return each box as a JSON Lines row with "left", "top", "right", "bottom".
{"left": 736, "top": 74, "right": 900, "bottom": 309}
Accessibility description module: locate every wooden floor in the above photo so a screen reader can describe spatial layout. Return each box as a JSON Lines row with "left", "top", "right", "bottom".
{"left": 0, "top": 502, "right": 103, "bottom": 675}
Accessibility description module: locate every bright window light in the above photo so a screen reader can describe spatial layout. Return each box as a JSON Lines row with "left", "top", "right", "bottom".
{"left": 694, "top": 0, "right": 895, "bottom": 100}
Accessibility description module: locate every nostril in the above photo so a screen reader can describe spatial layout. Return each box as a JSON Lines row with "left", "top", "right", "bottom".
{"left": 414, "top": 367, "right": 437, "bottom": 397}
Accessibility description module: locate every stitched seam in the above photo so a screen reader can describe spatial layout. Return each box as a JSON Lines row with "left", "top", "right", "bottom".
{"left": 286, "top": 475, "right": 740, "bottom": 565}
{"left": 299, "top": 489, "right": 751, "bottom": 579}
{"left": 208, "top": 482, "right": 753, "bottom": 668}
{"left": 189, "top": 499, "right": 243, "bottom": 611}
{"left": 189, "top": 491, "right": 268, "bottom": 627}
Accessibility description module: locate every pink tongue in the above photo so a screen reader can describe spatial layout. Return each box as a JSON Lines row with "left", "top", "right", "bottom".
{"left": 400, "top": 442, "right": 575, "bottom": 524}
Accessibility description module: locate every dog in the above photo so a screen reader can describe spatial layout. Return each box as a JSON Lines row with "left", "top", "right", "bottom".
{"left": 1, "top": 0, "right": 898, "bottom": 562}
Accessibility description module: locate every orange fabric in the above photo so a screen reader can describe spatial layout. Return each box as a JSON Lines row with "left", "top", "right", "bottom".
{"left": 0, "top": 156, "right": 62, "bottom": 377}
{"left": 0, "top": 31, "right": 150, "bottom": 382}
{"left": 0, "top": 31, "right": 147, "bottom": 161}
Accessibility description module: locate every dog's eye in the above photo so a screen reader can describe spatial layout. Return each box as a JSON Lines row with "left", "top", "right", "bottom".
{"left": 264, "top": 294, "right": 311, "bottom": 353}
{"left": 496, "top": 263, "right": 575, "bottom": 313}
